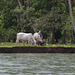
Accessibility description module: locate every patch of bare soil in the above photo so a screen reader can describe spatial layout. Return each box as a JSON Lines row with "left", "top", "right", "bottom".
{"left": 0, "top": 47, "right": 75, "bottom": 53}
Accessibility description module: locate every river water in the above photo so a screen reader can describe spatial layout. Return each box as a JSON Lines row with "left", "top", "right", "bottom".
{"left": 0, "top": 53, "right": 75, "bottom": 75}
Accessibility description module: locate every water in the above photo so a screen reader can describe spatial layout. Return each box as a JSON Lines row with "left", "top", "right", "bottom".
{"left": 0, "top": 53, "right": 75, "bottom": 75}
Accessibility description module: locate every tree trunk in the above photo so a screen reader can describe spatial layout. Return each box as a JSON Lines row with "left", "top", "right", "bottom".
{"left": 21, "top": 21, "right": 24, "bottom": 32}
{"left": 16, "top": 0, "right": 18, "bottom": 6}
{"left": 74, "top": 0, "right": 75, "bottom": 5}
{"left": 63, "top": 30, "right": 66, "bottom": 44}
{"left": 21, "top": 0, "right": 24, "bottom": 5}
{"left": 68, "top": 0, "right": 75, "bottom": 31}
{"left": 73, "top": 0, "right": 75, "bottom": 7}
{"left": 70, "top": 30, "right": 73, "bottom": 44}
{"left": 64, "top": 0, "right": 69, "bottom": 12}
{"left": 51, "top": 22, "right": 55, "bottom": 44}
{"left": 17, "top": 0, "right": 24, "bottom": 32}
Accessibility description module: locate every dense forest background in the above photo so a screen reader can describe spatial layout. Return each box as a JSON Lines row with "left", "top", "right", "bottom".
{"left": 0, "top": 0, "right": 75, "bottom": 44}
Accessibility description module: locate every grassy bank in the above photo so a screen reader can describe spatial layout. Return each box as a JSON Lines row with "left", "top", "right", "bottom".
{"left": 0, "top": 42, "right": 75, "bottom": 48}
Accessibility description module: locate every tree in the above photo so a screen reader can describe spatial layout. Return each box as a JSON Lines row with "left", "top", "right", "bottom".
{"left": 68, "top": 0, "right": 75, "bottom": 31}
{"left": 0, "top": 0, "right": 75, "bottom": 43}
{"left": 17, "top": 0, "right": 24, "bottom": 32}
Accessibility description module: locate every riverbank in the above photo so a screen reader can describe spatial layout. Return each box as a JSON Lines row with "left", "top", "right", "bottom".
{"left": 0, "top": 47, "right": 75, "bottom": 53}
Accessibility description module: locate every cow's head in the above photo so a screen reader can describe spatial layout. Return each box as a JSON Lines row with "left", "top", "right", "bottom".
{"left": 37, "top": 41, "right": 48, "bottom": 46}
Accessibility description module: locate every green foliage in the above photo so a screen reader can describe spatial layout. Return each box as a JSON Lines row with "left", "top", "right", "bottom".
{"left": 56, "top": 1, "right": 66, "bottom": 13}
{"left": 0, "top": 0, "right": 75, "bottom": 44}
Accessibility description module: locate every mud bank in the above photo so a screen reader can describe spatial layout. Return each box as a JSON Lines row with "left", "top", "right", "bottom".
{"left": 0, "top": 47, "right": 75, "bottom": 53}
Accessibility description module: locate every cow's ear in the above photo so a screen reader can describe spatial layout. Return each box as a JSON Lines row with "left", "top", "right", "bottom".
{"left": 38, "top": 31, "right": 41, "bottom": 34}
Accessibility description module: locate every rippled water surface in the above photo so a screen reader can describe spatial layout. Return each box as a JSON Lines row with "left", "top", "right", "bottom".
{"left": 0, "top": 53, "right": 75, "bottom": 75}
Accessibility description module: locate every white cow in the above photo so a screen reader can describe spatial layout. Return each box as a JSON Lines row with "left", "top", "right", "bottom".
{"left": 15, "top": 32, "right": 36, "bottom": 46}
{"left": 33, "top": 31, "right": 43, "bottom": 43}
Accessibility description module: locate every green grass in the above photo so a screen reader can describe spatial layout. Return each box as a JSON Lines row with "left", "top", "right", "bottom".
{"left": 44, "top": 44, "right": 75, "bottom": 48}
{"left": 0, "top": 42, "right": 75, "bottom": 48}
{"left": 0, "top": 42, "right": 16, "bottom": 47}
{"left": 0, "top": 42, "right": 39, "bottom": 48}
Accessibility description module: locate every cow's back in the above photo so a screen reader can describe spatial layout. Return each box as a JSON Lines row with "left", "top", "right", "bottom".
{"left": 17, "top": 32, "right": 32, "bottom": 41}
{"left": 17, "top": 32, "right": 26, "bottom": 40}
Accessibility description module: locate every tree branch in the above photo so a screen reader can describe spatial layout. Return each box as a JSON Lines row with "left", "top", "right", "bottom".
{"left": 17, "top": 0, "right": 24, "bottom": 12}
{"left": 17, "top": 0, "right": 22, "bottom": 8}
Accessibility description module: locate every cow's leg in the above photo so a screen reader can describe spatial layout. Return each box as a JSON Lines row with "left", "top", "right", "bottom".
{"left": 31, "top": 37, "right": 36, "bottom": 46}
{"left": 28, "top": 39, "right": 32, "bottom": 46}
{"left": 15, "top": 40, "right": 19, "bottom": 46}
{"left": 22, "top": 41, "right": 25, "bottom": 46}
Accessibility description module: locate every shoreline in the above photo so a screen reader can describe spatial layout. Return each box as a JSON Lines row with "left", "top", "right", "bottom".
{"left": 0, "top": 47, "right": 75, "bottom": 53}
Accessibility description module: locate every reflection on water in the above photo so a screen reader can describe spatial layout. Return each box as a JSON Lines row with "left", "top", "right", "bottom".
{"left": 0, "top": 53, "right": 75, "bottom": 75}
